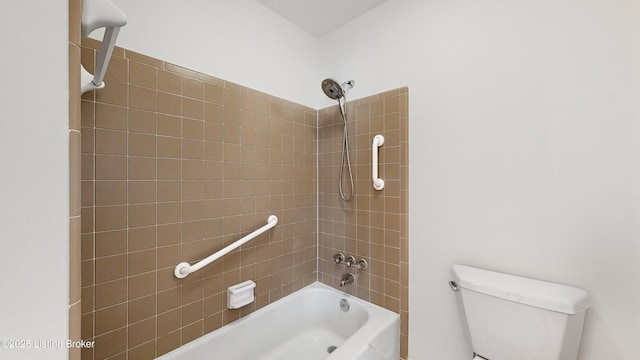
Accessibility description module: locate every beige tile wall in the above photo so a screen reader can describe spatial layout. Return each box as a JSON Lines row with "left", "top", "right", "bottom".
{"left": 80, "top": 39, "right": 318, "bottom": 359}
{"left": 317, "top": 89, "right": 409, "bottom": 359}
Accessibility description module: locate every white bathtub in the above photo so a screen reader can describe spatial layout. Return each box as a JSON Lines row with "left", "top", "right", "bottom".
{"left": 156, "top": 282, "right": 400, "bottom": 360}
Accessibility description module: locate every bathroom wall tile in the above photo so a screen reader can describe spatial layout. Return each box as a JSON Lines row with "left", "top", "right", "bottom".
{"left": 157, "top": 223, "right": 182, "bottom": 247}
{"left": 127, "top": 341, "right": 156, "bottom": 360}
{"left": 95, "top": 181, "right": 127, "bottom": 206}
{"left": 204, "top": 83, "right": 224, "bottom": 104}
{"left": 158, "top": 70, "right": 181, "bottom": 95}
{"left": 103, "top": 56, "right": 128, "bottom": 84}
{"left": 128, "top": 317, "right": 156, "bottom": 348}
{"left": 95, "top": 129, "right": 127, "bottom": 155}
{"left": 130, "top": 61, "right": 157, "bottom": 89}
{"left": 128, "top": 249, "right": 157, "bottom": 276}
{"left": 95, "top": 279, "right": 127, "bottom": 309}
{"left": 128, "top": 203, "right": 156, "bottom": 228}
{"left": 183, "top": 78, "right": 204, "bottom": 100}
{"left": 95, "top": 205, "right": 127, "bottom": 232}
{"left": 157, "top": 181, "right": 182, "bottom": 202}
{"left": 183, "top": 98, "right": 204, "bottom": 120}
{"left": 130, "top": 85, "right": 157, "bottom": 112}
{"left": 128, "top": 181, "right": 157, "bottom": 204}
{"left": 70, "top": 131, "right": 82, "bottom": 216}
{"left": 157, "top": 245, "right": 182, "bottom": 270}
{"left": 128, "top": 157, "right": 157, "bottom": 180}
{"left": 128, "top": 226, "right": 156, "bottom": 252}
{"left": 157, "top": 136, "right": 182, "bottom": 159}
{"left": 157, "top": 202, "right": 182, "bottom": 224}
{"left": 129, "top": 133, "right": 156, "bottom": 157}
{"left": 197, "top": 72, "right": 224, "bottom": 86}
{"left": 182, "top": 320, "right": 204, "bottom": 344}
{"left": 183, "top": 119, "right": 204, "bottom": 140}
{"left": 181, "top": 139, "right": 204, "bottom": 160}
{"left": 182, "top": 181, "right": 204, "bottom": 201}
{"left": 95, "top": 255, "right": 127, "bottom": 284}
{"left": 95, "top": 103, "right": 127, "bottom": 131}
{"left": 70, "top": 217, "right": 82, "bottom": 303}
{"left": 83, "top": 44, "right": 318, "bottom": 359}
{"left": 96, "top": 80, "right": 128, "bottom": 107}
{"left": 223, "top": 88, "right": 242, "bottom": 109}
{"left": 157, "top": 114, "right": 182, "bottom": 137}
{"left": 93, "top": 327, "right": 127, "bottom": 360}
{"left": 95, "top": 303, "right": 127, "bottom": 335}
{"left": 158, "top": 92, "right": 181, "bottom": 116}
{"left": 69, "top": 301, "right": 82, "bottom": 359}
{"left": 165, "top": 63, "right": 197, "bottom": 78}
{"left": 69, "top": 0, "right": 81, "bottom": 44}
{"left": 182, "top": 160, "right": 203, "bottom": 180}
{"left": 156, "top": 330, "right": 180, "bottom": 357}
{"left": 204, "top": 102, "right": 223, "bottom": 123}
{"left": 204, "top": 122, "right": 223, "bottom": 142}
{"left": 157, "top": 308, "right": 181, "bottom": 337}
{"left": 128, "top": 272, "right": 156, "bottom": 300}
{"left": 95, "top": 230, "right": 127, "bottom": 257}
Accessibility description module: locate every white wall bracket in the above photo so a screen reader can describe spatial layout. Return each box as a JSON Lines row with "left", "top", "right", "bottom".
{"left": 80, "top": 0, "right": 127, "bottom": 94}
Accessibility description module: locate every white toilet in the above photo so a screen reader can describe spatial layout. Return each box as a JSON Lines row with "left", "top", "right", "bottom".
{"left": 451, "top": 265, "right": 591, "bottom": 360}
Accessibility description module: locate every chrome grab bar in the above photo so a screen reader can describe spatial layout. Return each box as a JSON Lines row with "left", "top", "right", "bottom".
{"left": 174, "top": 215, "right": 278, "bottom": 278}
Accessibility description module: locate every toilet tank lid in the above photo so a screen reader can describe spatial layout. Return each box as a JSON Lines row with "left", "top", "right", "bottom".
{"left": 452, "top": 265, "right": 591, "bottom": 315}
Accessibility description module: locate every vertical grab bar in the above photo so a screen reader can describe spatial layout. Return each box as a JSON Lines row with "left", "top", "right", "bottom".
{"left": 372, "top": 135, "right": 385, "bottom": 190}
{"left": 174, "top": 215, "right": 278, "bottom": 278}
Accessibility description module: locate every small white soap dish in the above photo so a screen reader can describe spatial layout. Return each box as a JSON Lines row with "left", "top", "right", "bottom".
{"left": 227, "top": 280, "right": 256, "bottom": 309}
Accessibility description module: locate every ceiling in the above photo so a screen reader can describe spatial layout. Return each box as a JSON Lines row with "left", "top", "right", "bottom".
{"left": 256, "top": 0, "right": 388, "bottom": 38}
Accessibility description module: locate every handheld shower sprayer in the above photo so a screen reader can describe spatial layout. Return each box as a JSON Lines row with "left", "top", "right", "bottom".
{"left": 321, "top": 78, "right": 355, "bottom": 202}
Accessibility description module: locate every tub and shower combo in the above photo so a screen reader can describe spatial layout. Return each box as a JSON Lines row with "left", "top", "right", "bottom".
{"left": 159, "top": 75, "right": 400, "bottom": 360}
{"left": 163, "top": 214, "right": 400, "bottom": 360}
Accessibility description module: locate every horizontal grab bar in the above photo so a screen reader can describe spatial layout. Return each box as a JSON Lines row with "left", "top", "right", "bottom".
{"left": 174, "top": 215, "right": 278, "bottom": 279}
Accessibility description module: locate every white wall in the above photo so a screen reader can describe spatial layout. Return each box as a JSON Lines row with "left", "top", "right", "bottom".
{"left": 100, "top": 0, "right": 320, "bottom": 108}
{"left": 14, "top": 1, "right": 636, "bottom": 359}
{"left": 0, "top": 1, "right": 69, "bottom": 359}
{"left": 320, "top": 0, "right": 640, "bottom": 359}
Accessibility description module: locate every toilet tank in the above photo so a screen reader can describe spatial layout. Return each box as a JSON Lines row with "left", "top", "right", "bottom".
{"left": 452, "top": 265, "right": 591, "bottom": 360}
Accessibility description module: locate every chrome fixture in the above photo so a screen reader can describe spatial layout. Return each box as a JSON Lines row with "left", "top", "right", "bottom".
{"left": 449, "top": 280, "right": 460, "bottom": 292}
{"left": 345, "top": 255, "right": 368, "bottom": 270}
{"left": 339, "top": 273, "right": 355, "bottom": 287}
{"left": 353, "top": 258, "right": 368, "bottom": 270}
{"left": 345, "top": 255, "right": 356, "bottom": 268}
{"left": 340, "top": 299, "right": 350, "bottom": 312}
{"left": 335, "top": 253, "right": 368, "bottom": 270}
{"left": 321, "top": 78, "right": 355, "bottom": 202}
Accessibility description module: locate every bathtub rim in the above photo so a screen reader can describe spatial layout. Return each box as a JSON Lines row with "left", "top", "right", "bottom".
{"left": 155, "top": 281, "right": 400, "bottom": 360}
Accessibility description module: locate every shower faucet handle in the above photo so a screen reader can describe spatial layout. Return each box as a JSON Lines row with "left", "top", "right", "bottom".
{"left": 333, "top": 253, "right": 345, "bottom": 264}
{"left": 346, "top": 256, "right": 368, "bottom": 270}
{"left": 345, "top": 255, "right": 356, "bottom": 268}
{"left": 354, "top": 258, "right": 368, "bottom": 270}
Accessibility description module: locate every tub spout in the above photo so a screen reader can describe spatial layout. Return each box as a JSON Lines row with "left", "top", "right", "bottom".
{"left": 339, "top": 273, "right": 355, "bottom": 287}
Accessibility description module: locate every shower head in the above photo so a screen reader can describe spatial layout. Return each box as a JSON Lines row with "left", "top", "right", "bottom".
{"left": 321, "top": 78, "right": 344, "bottom": 100}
